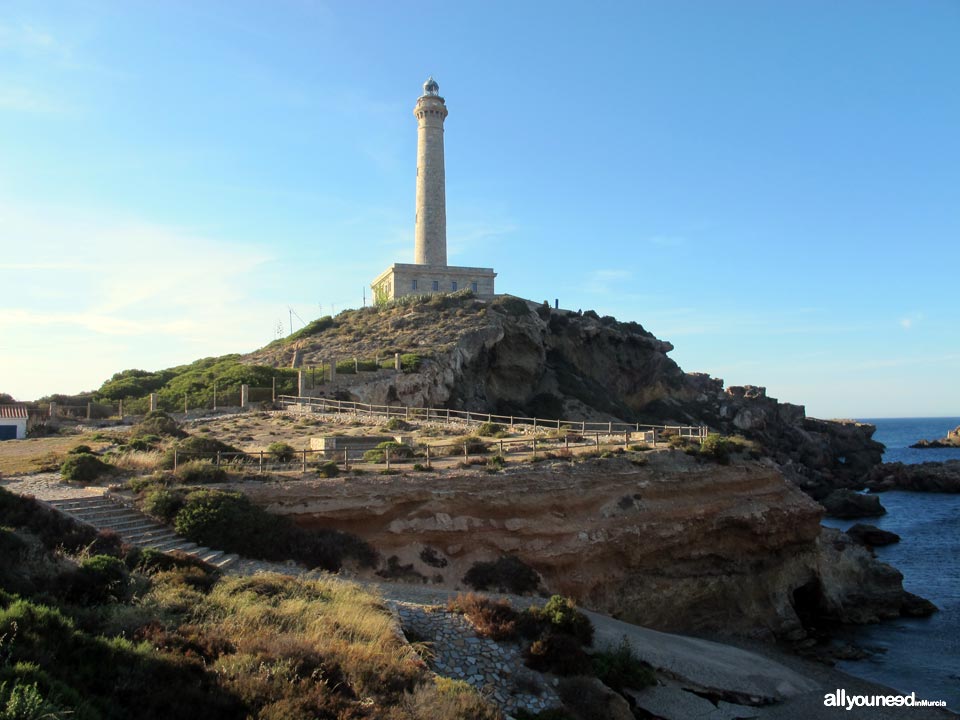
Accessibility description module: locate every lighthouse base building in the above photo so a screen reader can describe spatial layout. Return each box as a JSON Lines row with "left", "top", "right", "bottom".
{"left": 372, "top": 263, "right": 496, "bottom": 303}
{"left": 372, "top": 77, "right": 496, "bottom": 303}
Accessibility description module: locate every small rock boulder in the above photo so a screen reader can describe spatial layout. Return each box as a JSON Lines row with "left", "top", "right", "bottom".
{"left": 901, "top": 591, "right": 938, "bottom": 618}
{"left": 845, "top": 523, "right": 900, "bottom": 547}
{"left": 821, "top": 489, "right": 886, "bottom": 519}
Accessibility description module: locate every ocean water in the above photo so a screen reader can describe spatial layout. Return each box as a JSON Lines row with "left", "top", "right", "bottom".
{"left": 820, "top": 417, "right": 960, "bottom": 710}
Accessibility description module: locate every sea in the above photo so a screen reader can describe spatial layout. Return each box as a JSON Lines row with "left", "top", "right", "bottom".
{"left": 820, "top": 417, "right": 960, "bottom": 711}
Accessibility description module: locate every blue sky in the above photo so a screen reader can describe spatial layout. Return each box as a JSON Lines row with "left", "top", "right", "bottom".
{"left": 0, "top": 1, "right": 957, "bottom": 418}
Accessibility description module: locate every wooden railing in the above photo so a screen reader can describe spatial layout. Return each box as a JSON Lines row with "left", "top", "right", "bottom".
{"left": 276, "top": 394, "right": 708, "bottom": 441}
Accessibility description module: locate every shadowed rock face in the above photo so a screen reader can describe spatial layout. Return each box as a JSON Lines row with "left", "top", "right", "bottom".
{"left": 241, "top": 453, "right": 916, "bottom": 638}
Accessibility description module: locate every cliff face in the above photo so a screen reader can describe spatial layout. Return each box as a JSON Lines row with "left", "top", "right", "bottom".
{"left": 240, "top": 453, "right": 906, "bottom": 639}
{"left": 246, "top": 296, "right": 882, "bottom": 494}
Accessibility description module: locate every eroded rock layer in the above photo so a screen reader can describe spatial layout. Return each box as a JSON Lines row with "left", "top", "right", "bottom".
{"left": 240, "top": 453, "right": 913, "bottom": 638}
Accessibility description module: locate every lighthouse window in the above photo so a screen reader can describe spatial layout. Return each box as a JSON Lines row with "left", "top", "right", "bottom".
{"left": 471, "top": 282, "right": 478, "bottom": 293}
{"left": 432, "top": 280, "right": 439, "bottom": 291}
{"left": 412, "top": 279, "right": 418, "bottom": 290}
{"left": 451, "top": 281, "right": 458, "bottom": 291}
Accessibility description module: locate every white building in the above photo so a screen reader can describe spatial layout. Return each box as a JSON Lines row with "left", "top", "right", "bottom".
{"left": 0, "top": 405, "right": 28, "bottom": 440}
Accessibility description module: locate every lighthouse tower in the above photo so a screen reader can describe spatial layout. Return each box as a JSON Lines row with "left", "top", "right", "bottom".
{"left": 414, "top": 77, "right": 448, "bottom": 266}
{"left": 371, "top": 78, "right": 496, "bottom": 303}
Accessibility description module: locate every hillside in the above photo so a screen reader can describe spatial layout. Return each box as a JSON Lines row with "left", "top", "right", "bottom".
{"left": 241, "top": 291, "right": 882, "bottom": 499}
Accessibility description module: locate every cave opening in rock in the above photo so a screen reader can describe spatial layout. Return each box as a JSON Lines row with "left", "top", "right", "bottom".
{"left": 792, "top": 578, "right": 828, "bottom": 630}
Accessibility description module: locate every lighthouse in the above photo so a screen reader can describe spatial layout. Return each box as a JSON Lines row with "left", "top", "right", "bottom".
{"left": 414, "top": 76, "right": 448, "bottom": 266}
{"left": 371, "top": 78, "right": 496, "bottom": 303}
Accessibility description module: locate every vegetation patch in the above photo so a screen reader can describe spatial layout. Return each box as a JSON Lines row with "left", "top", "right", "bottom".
{"left": 60, "top": 453, "right": 110, "bottom": 484}
{"left": 173, "top": 460, "right": 227, "bottom": 484}
{"left": 171, "top": 489, "right": 375, "bottom": 571}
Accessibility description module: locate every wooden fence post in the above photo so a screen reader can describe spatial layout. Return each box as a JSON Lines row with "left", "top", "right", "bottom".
{"left": 463, "top": 443, "right": 468, "bottom": 462}
{"left": 343, "top": 449, "right": 349, "bottom": 472}
{"left": 216, "top": 451, "right": 221, "bottom": 467}
{"left": 259, "top": 451, "right": 263, "bottom": 474}
{"left": 595, "top": 434, "right": 600, "bottom": 451}
{"left": 499, "top": 439, "right": 504, "bottom": 455}
{"left": 624, "top": 431, "right": 630, "bottom": 450}
{"left": 385, "top": 449, "right": 391, "bottom": 470}
{"left": 564, "top": 435, "right": 569, "bottom": 451}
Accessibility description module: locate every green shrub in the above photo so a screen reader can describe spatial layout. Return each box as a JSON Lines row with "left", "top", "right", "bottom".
{"left": 462, "top": 556, "right": 540, "bottom": 594}
{"left": 487, "top": 455, "right": 506, "bottom": 470}
{"left": 700, "top": 433, "right": 740, "bottom": 464}
{"left": 69, "top": 554, "right": 131, "bottom": 604}
{"left": 317, "top": 461, "right": 339, "bottom": 478}
{"left": 629, "top": 443, "right": 651, "bottom": 452}
{"left": 476, "top": 422, "right": 504, "bottom": 437}
{"left": 0, "top": 680, "right": 68, "bottom": 720}
{"left": 161, "top": 436, "right": 243, "bottom": 469}
{"left": 385, "top": 418, "right": 411, "bottom": 431}
{"left": 398, "top": 353, "right": 422, "bottom": 372}
{"left": 363, "top": 441, "right": 413, "bottom": 463}
{"left": 142, "top": 488, "right": 186, "bottom": 522}
{"left": 266, "top": 442, "right": 296, "bottom": 462}
{"left": 173, "top": 489, "right": 375, "bottom": 571}
{"left": 124, "top": 435, "right": 161, "bottom": 451}
{"left": 412, "top": 463, "right": 431, "bottom": 472}
{"left": 60, "top": 453, "right": 109, "bottom": 483}
{"left": 134, "top": 410, "right": 186, "bottom": 439}
{"left": 592, "top": 637, "right": 656, "bottom": 692}
{"left": 174, "top": 460, "right": 227, "bottom": 484}
{"left": 523, "top": 633, "right": 592, "bottom": 676}
{"left": 67, "top": 444, "right": 93, "bottom": 455}
{"left": 446, "top": 437, "right": 487, "bottom": 456}
{"left": 667, "top": 434, "right": 690, "bottom": 450}
{"left": 535, "top": 595, "right": 594, "bottom": 646}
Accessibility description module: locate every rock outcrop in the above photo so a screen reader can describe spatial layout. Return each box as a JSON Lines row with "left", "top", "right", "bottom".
{"left": 845, "top": 524, "right": 900, "bottom": 547}
{"left": 865, "top": 460, "right": 960, "bottom": 493}
{"left": 910, "top": 426, "right": 960, "bottom": 448}
{"left": 245, "top": 295, "right": 884, "bottom": 496}
{"left": 820, "top": 489, "right": 886, "bottom": 519}
{"left": 240, "top": 452, "right": 919, "bottom": 639}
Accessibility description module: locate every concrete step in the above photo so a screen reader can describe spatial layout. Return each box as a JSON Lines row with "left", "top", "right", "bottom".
{"left": 125, "top": 528, "right": 178, "bottom": 544}
{"left": 60, "top": 506, "right": 142, "bottom": 521}
{"left": 48, "top": 498, "right": 117, "bottom": 512}
{"left": 149, "top": 539, "right": 199, "bottom": 553}
{"left": 187, "top": 548, "right": 224, "bottom": 565}
{"left": 214, "top": 554, "right": 239, "bottom": 570}
{"left": 94, "top": 517, "right": 163, "bottom": 532}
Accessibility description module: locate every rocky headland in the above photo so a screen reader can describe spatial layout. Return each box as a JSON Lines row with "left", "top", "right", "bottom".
{"left": 245, "top": 294, "right": 883, "bottom": 502}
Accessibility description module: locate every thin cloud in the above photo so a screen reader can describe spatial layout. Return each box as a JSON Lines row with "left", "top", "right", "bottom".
{"left": 899, "top": 313, "right": 923, "bottom": 330}
{"left": 646, "top": 235, "right": 686, "bottom": 247}
{"left": 585, "top": 269, "right": 632, "bottom": 294}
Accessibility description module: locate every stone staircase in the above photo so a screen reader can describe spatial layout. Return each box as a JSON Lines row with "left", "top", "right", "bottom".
{"left": 45, "top": 495, "right": 239, "bottom": 570}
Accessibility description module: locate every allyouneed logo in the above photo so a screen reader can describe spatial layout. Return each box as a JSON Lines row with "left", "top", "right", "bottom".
{"left": 824, "top": 689, "right": 947, "bottom": 710}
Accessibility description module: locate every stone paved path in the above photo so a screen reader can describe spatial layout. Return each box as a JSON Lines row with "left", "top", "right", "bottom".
{"left": 396, "top": 602, "right": 560, "bottom": 716}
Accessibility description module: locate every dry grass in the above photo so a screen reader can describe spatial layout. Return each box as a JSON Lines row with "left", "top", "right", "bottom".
{"left": 0, "top": 434, "right": 114, "bottom": 475}
{"left": 447, "top": 592, "right": 519, "bottom": 641}
{"left": 110, "top": 450, "right": 165, "bottom": 473}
